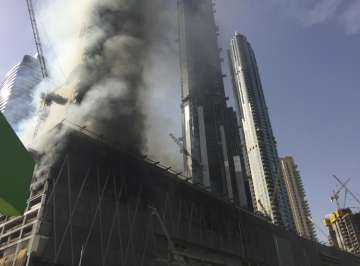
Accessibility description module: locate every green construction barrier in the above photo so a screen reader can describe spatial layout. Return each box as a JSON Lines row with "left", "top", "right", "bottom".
{"left": 0, "top": 113, "right": 34, "bottom": 216}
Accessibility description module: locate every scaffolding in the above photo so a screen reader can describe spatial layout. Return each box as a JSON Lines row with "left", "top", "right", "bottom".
{"left": 0, "top": 129, "right": 263, "bottom": 266}
{"left": 1, "top": 129, "right": 360, "bottom": 265}
{"left": 0, "top": 174, "right": 47, "bottom": 265}
{"left": 324, "top": 209, "right": 360, "bottom": 256}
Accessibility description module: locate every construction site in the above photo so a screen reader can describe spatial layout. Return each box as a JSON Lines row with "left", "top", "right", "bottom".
{"left": 324, "top": 209, "right": 360, "bottom": 256}
{"left": 0, "top": 126, "right": 358, "bottom": 265}
{"left": 0, "top": 0, "right": 359, "bottom": 265}
{"left": 323, "top": 176, "right": 360, "bottom": 257}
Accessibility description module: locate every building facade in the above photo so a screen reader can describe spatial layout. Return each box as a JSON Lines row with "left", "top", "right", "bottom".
{"left": 178, "top": 0, "right": 249, "bottom": 206}
{"left": 228, "top": 32, "right": 294, "bottom": 229}
{"left": 225, "top": 107, "right": 253, "bottom": 208}
{"left": 0, "top": 129, "right": 359, "bottom": 266}
{"left": 0, "top": 55, "right": 42, "bottom": 131}
{"left": 324, "top": 209, "right": 360, "bottom": 256}
{"left": 280, "top": 156, "right": 317, "bottom": 240}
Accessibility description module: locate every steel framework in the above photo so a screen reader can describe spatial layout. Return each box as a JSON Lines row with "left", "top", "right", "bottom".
{"left": 26, "top": 0, "right": 48, "bottom": 78}
{"left": 1, "top": 130, "right": 360, "bottom": 265}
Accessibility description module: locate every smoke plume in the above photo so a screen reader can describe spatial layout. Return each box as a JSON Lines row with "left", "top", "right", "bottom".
{"left": 69, "top": 0, "right": 153, "bottom": 152}
{"left": 28, "top": 0, "right": 182, "bottom": 176}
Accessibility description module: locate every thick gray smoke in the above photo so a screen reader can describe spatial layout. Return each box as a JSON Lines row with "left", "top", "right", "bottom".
{"left": 41, "top": 92, "right": 68, "bottom": 106}
{"left": 30, "top": 0, "right": 182, "bottom": 176}
{"left": 69, "top": 0, "right": 154, "bottom": 152}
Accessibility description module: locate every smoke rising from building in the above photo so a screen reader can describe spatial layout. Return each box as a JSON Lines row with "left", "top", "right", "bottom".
{"left": 24, "top": 0, "right": 182, "bottom": 174}
{"left": 70, "top": 1, "right": 151, "bottom": 152}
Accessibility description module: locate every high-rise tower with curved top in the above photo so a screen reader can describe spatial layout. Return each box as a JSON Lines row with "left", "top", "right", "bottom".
{"left": 229, "top": 32, "right": 294, "bottom": 229}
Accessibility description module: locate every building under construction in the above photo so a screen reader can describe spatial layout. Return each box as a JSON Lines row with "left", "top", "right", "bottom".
{"left": 0, "top": 126, "right": 359, "bottom": 265}
{"left": 0, "top": 0, "right": 359, "bottom": 265}
{"left": 324, "top": 208, "right": 360, "bottom": 256}
{"left": 178, "top": 0, "right": 250, "bottom": 208}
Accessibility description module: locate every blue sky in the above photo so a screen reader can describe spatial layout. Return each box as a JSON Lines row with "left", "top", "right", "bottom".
{"left": 1, "top": 0, "right": 360, "bottom": 242}
{"left": 0, "top": 2, "right": 35, "bottom": 78}
{"left": 215, "top": 0, "right": 360, "bottom": 241}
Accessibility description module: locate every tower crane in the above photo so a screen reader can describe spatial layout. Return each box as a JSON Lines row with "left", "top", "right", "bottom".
{"left": 26, "top": 0, "right": 48, "bottom": 78}
{"left": 26, "top": 0, "right": 51, "bottom": 139}
{"left": 169, "top": 133, "right": 201, "bottom": 165}
{"left": 330, "top": 177, "right": 350, "bottom": 209}
{"left": 169, "top": 133, "right": 187, "bottom": 156}
{"left": 332, "top": 175, "right": 360, "bottom": 208}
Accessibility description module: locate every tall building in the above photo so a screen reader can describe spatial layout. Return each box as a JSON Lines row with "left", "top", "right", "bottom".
{"left": 0, "top": 55, "right": 42, "bottom": 131}
{"left": 225, "top": 107, "right": 253, "bottom": 208}
{"left": 178, "top": 0, "right": 249, "bottom": 206}
{"left": 228, "top": 32, "right": 294, "bottom": 229}
{"left": 280, "top": 156, "right": 316, "bottom": 239}
{"left": 324, "top": 209, "right": 360, "bottom": 256}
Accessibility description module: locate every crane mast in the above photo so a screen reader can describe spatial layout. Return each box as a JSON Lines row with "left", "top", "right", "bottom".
{"left": 26, "top": 0, "right": 48, "bottom": 78}
{"left": 332, "top": 175, "right": 360, "bottom": 208}
{"left": 330, "top": 178, "right": 350, "bottom": 209}
{"left": 26, "top": 0, "right": 51, "bottom": 139}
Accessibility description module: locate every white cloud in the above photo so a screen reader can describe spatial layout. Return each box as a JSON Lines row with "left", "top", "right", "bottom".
{"left": 264, "top": 0, "right": 360, "bottom": 35}
{"left": 341, "top": 0, "right": 360, "bottom": 34}
{"left": 301, "top": 0, "right": 343, "bottom": 26}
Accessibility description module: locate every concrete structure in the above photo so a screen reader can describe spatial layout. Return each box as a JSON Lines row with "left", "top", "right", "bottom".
{"left": 0, "top": 55, "right": 42, "bottom": 131}
{"left": 280, "top": 156, "right": 316, "bottom": 240}
{"left": 324, "top": 209, "right": 360, "bottom": 256}
{"left": 0, "top": 127, "right": 359, "bottom": 265}
{"left": 225, "top": 108, "right": 253, "bottom": 209}
{"left": 228, "top": 32, "right": 294, "bottom": 229}
{"left": 177, "top": 0, "right": 249, "bottom": 205}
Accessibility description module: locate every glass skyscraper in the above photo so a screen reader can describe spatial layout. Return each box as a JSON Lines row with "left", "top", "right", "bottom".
{"left": 0, "top": 55, "right": 42, "bottom": 132}
{"left": 229, "top": 33, "right": 294, "bottom": 229}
